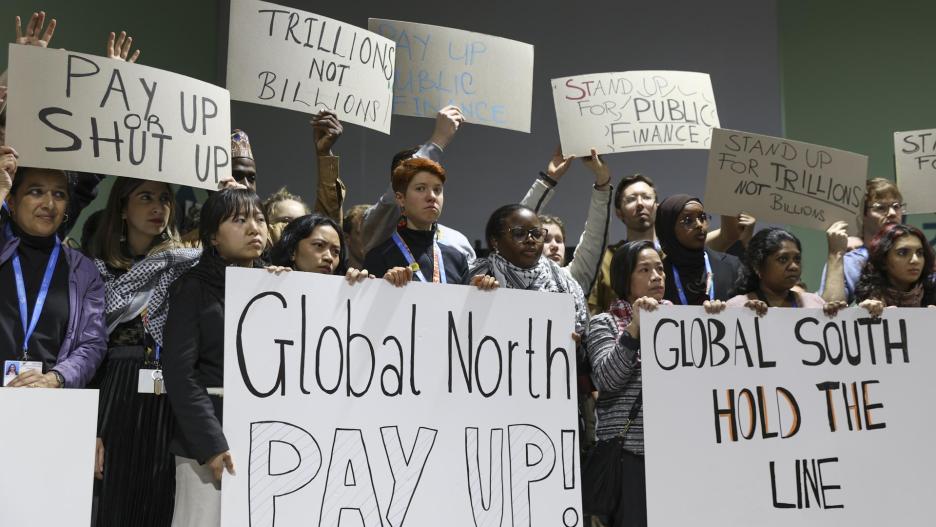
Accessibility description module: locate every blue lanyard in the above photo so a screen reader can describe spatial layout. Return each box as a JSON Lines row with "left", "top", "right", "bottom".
{"left": 11, "top": 231, "right": 61, "bottom": 359}
{"left": 391, "top": 231, "right": 446, "bottom": 283}
{"left": 671, "top": 251, "right": 714, "bottom": 305}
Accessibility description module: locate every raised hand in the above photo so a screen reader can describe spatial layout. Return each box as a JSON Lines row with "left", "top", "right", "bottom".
{"left": 310, "top": 110, "right": 343, "bottom": 156}
{"left": 826, "top": 220, "right": 849, "bottom": 255}
{"left": 736, "top": 213, "right": 757, "bottom": 247}
{"left": 0, "top": 145, "right": 20, "bottom": 200}
{"left": 428, "top": 105, "right": 464, "bottom": 150}
{"left": 546, "top": 145, "right": 575, "bottom": 182}
{"left": 15, "top": 12, "right": 56, "bottom": 47}
{"left": 106, "top": 31, "right": 141, "bottom": 63}
{"left": 582, "top": 147, "right": 610, "bottom": 187}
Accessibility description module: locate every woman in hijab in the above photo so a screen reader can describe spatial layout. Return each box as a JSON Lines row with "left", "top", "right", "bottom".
{"left": 654, "top": 195, "right": 740, "bottom": 306}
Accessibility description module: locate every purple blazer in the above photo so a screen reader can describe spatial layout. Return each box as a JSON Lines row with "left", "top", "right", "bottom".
{"left": 1, "top": 227, "right": 106, "bottom": 388}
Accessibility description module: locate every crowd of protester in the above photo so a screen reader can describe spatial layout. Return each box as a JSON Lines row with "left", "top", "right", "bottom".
{"left": 2, "top": 11, "right": 933, "bottom": 527}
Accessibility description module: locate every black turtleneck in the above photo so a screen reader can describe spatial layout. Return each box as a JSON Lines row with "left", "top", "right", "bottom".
{"left": 0, "top": 222, "right": 70, "bottom": 369}
{"left": 363, "top": 224, "right": 468, "bottom": 284}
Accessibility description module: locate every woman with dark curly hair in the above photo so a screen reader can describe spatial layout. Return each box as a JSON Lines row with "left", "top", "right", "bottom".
{"left": 727, "top": 227, "right": 847, "bottom": 316}
{"left": 270, "top": 213, "right": 371, "bottom": 283}
{"left": 855, "top": 223, "right": 936, "bottom": 313}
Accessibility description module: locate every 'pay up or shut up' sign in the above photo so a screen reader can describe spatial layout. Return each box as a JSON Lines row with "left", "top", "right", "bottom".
{"left": 6, "top": 44, "right": 231, "bottom": 190}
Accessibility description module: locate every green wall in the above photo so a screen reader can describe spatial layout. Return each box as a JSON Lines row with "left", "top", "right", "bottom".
{"left": 1, "top": 1, "right": 219, "bottom": 238}
{"left": 779, "top": 0, "right": 936, "bottom": 288}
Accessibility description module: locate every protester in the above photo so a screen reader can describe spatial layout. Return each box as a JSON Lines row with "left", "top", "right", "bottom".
{"left": 726, "top": 227, "right": 847, "bottom": 316}
{"left": 654, "top": 195, "right": 741, "bottom": 305}
{"left": 361, "top": 106, "right": 476, "bottom": 262}
{"left": 364, "top": 157, "right": 468, "bottom": 286}
{"left": 162, "top": 188, "right": 269, "bottom": 526}
{"left": 1, "top": 162, "right": 106, "bottom": 388}
{"left": 821, "top": 178, "right": 905, "bottom": 303}
{"left": 86, "top": 176, "right": 196, "bottom": 526}
{"left": 520, "top": 147, "right": 612, "bottom": 294}
{"left": 583, "top": 240, "right": 724, "bottom": 527}
{"left": 855, "top": 223, "right": 936, "bottom": 310}
{"left": 540, "top": 214, "right": 567, "bottom": 264}
{"left": 589, "top": 176, "right": 753, "bottom": 313}
{"left": 263, "top": 187, "right": 309, "bottom": 245}
{"left": 271, "top": 212, "right": 373, "bottom": 284}
{"left": 466, "top": 204, "right": 587, "bottom": 332}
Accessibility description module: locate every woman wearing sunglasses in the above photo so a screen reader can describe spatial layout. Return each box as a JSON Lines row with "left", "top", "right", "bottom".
{"left": 466, "top": 204, "right": 587, "bottom": 332}
{"left": 655, "top": 195, "right": 741, "bottom": 307}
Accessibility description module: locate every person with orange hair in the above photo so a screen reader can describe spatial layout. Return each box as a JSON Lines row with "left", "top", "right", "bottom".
{"left": 363, "top": 157, "right": 468, "bottom": 286}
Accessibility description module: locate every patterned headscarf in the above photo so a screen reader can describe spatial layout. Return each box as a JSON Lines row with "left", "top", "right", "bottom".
{"left": 231, "top": 129, "right": 254, "bottom": 160}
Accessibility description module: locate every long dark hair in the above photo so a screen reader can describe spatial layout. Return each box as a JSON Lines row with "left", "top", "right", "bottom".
{"left": 734, "top": 228, "right": 802, "bottom": 295}
{"left": 610, "top": 240, "right": 661, "bottom": 301}
{"left": 270, "top": 214, "right": 346, "bottom": 274}
{"left": 89, "top": 176, "right": 180, "bottom": 270}
{"left": 484, "top": 204, "right": 537, "bottom": 249}
{"left": 856, "top": 223, "right": 936, "bottom": 303}
{"left": 199, "top": 188, "right": 264, "bottom": 252}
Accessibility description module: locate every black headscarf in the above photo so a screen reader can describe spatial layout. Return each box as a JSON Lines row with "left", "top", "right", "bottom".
{"left": 655, "top": 194, "right": 708, "bottom": 304}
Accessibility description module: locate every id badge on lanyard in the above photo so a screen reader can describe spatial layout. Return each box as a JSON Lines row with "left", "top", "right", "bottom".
{"left": 137, "top": 342, "right": 166, "bottom": 395}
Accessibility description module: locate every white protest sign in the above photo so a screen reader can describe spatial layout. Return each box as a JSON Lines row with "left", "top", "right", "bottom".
{"left": 227, "top": 0, "right": 395, "bottom": 134}
{"left": 894, "top": 128, "right": 936, "bottom": 213}
{"left": 641, "top": 306, "right": 936, "bottom": 527}
{"left": 704, "top": 128, "right": 868, "bottom": 231}
{"left": 6, "top": 45, "right": 231, "bottom": 190}
{"left": 551, "top": 71, "right": 719, "bottom": 156}
{"left": 0, "top": 389, "right": 98, "bottom": 526}
{"left": 368, "top": 18, "right": 534, "bottom": 133}
{"left": 221, "top": 268, "right": 581, "bottom": 527}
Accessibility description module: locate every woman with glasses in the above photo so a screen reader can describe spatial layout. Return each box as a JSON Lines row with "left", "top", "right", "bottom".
{"left": 465, "top": 204, "right": 587, "bottom": 332}
{"left": 821, "top": 178, "right": 905, "bottom": 304}
{"left": 655, "top": 195, "right": 740, "bottom": 306}
{"left": 855, "top": 223, "right": 936, "bottom": 311}
{"left": 363, "top": 157, "right": 468, "bottom": 286}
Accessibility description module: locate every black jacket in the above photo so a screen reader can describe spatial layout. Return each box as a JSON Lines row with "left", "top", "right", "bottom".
{"left": 663, "top": 248, "right": 740, "bottom": 305}
{"left": 163, "top": 251, "right": 228, "bottom": 463}
{"left": 364, "top": 225, "right": 468, "bottom": 284}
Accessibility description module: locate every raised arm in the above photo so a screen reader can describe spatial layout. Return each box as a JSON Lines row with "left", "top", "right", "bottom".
{"left": 820, "top": 221, "right": 849, "bottom": 303}
{"left": 361, "top": 106, "right": 463, "bottom": 252}
{"left": 520, "top": 145, "right": 574, "bottom": 212}
{"left": 564, "top": 149, "right": 612, "bottom": 292}
{"left": 310, "top": 110, "right": 345, "bottom": 223}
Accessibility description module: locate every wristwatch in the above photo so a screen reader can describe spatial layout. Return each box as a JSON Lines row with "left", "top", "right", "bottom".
{"left": 50, "top": 369, "right": 65, "bottom": 388}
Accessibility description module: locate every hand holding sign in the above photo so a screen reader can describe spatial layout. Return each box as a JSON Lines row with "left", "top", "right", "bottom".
{"left": 0, "top": 145, "right": 19, "bottom": 197}
{"left": 428, "top": 105, "right": 465, "bottom": 150}
{"left": 310, "top": 110, "right": 343, "bottom": 156}
{"left": 15, "top": 11, "right": 57, "bottom": 48}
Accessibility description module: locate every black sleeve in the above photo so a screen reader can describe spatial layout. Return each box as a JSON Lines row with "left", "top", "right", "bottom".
{"left": 61, "top": 172, "right": 105, "bottom": 235}
{"left": 162, "top": 277, "right": 228, "bottom": 463}
{"left": 363, "top": 244, "right": 390, "bottom": 278}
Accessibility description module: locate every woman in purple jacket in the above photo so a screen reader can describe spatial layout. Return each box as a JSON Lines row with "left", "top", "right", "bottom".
{"left": 0, "top": 161, "right": 106, "bottom": 389}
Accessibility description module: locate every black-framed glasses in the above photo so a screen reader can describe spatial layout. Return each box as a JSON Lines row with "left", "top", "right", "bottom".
{"left": 677, "top": 213, "right": 711, "bottom": 228}
{"left": 504, "top": 227, "right": 546, "bottom": 243}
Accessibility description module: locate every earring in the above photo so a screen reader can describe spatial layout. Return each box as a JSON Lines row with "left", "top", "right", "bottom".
{"left": 63, "top": 212, "right": 69, "bottom": 223}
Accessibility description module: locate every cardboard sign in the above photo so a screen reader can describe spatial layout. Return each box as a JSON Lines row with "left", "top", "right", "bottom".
{"left": 6, "top": 45, "right": 231, "bottom": 190}
{"left": 0, "top": 389, "right": 98, "bottom": 526}
{"left": 221, "top": 269, "right": 582, "bottom": 527}
{"left": 228, "top": 0, "right": 395, "bottom": 134}
{"left": 551, "top": 70, "right": 719, "bottom": 156}
{"left": 894, "top": 128, "right": 936, "bottom": 213}
{"left": 369, "top": 18, "right": 534, "bottom": 133}
{"left": 641, "top": 306, "right": 936, "bottom": 526}
{"left": 704, "top": 128, "right": 868, "bottom": 231}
